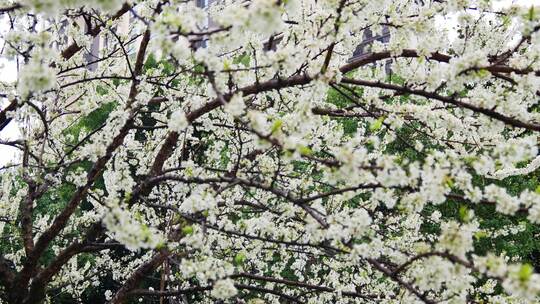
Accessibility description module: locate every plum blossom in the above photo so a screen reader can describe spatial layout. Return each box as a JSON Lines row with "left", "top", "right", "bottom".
{"left": 211, "top": 279, "right": 238, "bottom": 300}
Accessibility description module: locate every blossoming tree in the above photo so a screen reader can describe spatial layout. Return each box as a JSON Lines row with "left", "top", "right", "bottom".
{"left": 2, "top": 0, "right": 540, "bottom": 303}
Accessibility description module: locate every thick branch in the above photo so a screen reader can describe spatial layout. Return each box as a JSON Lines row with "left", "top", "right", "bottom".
{"left": 109, "top": 250, "right": 169, "bottom": 304}
{"left": 341, "top": 78, "right": 540, "bottom": 132}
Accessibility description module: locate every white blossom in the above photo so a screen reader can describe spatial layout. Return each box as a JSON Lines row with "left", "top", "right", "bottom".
{"left": 210, "top": 279, "right": 238, "bottom": 300}
{"left": 168, "top": 109, "right": 189, "bottom": 132}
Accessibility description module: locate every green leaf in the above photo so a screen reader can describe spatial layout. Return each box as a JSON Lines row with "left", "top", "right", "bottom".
{"left": 463, "top": 156, "right": 478, "bottom": 165}
{"left": 124, "top": 192, "right": 132, "bottom": 202}
{"left": 271, "top": 119, "right": 283, "bottom": 134}
{"left": 156, "top": 241, "right": 166, "bottom": 250}
{"left": 234, "top": 253, "right": 247, "bottom": 265}
{"left": 443, "top": 175, "right": 454, "bottom": 188}
{"left": 370, "top": 116, "right": 385, "bottom": 132}
{"left": 476, "top": 69, "right": 490, "bottom": 78}
{"left": 459, "top": 205, "right": 469, "bottom": 222}
{"left": 518, "top": 263, "right": 533, "bottom": 282}
{"left": 144, "top": 53, "right": 158, "bottom": 71}
{"left": 502, "top": 15, "right": 510, "bottom": 25}
{"left": 182, "top": 225, "right": 194, "bottom": 235}
{"left": 474, "top": 231, "right": 487, "bottom": 240}
{"left": 298, "top": 145, "right": 312, "bottom": 156}
{"left": 233, "top": 52, "right": 251, "bottom": 67}
{"left": 194, "top": 62, "right": 205, "bottom": 73}
{"left": 223, "top": 59, "right": 231, "bottom": 70}
{"left": 95, "top": 85, "right": 108, "bottom": 96}
{"left": 162, "top": 60, "right": 175, "bottom": 75}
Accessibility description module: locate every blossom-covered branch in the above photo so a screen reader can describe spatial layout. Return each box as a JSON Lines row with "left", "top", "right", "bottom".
{"left": 2, "top": 0, "right": 540, "bottom": 303}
